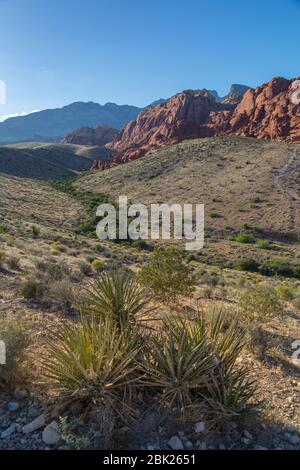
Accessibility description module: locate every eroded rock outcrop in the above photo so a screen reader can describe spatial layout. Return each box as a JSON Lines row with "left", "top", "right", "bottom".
{"left": 63, "top": 124, "right": 118, "bottom": 146}
{"left": 91, "top": 77, "right": 300, "bottom": 170}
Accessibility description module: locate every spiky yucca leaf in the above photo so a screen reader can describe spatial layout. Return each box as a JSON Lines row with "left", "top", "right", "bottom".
{"left": 85, "top": 272, "right": 151, "bottom": 330}
{"left": 208, "top": 310, "right": 248, "bottom": 369}
{"left": 142, "top": 315, "right": 214, "bottom": 417}
{"left": 44, "top": 315, "right": 141, "bottom": 420}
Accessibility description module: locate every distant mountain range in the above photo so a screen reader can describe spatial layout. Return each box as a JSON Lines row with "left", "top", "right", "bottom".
{"left": 0, "top": 101, "right": 142, "bottom": 144}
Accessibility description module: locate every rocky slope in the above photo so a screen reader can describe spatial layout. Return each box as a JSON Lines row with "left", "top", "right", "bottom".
{"left": 62, "top": 124, "right": 118, "bottom": 146}
{"left": 93, "top": 77, "right": 299, "bottom": 169}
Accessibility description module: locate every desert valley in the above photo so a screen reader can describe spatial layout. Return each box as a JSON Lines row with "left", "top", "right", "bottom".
{"left": 0, "top": 74, "right": 299, "bottom": 452}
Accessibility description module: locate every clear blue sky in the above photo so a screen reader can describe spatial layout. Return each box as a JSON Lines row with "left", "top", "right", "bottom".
{"left": 0, "top": 0, "right": 299, "bottom": 119}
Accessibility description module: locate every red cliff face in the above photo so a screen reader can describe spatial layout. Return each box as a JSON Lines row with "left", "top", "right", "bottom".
{"left": 91, "top": 77, "right": 300, "bottom": 170}
{"left": 226, "top": 77, "right": 300, "bottom": 142}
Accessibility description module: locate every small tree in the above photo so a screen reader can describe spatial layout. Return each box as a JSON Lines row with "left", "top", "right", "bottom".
{"left": 137, "top": 246, "right": 195, "bottom": 304}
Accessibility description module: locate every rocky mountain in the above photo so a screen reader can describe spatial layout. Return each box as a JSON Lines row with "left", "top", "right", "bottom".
{"left": 220, "top": 84, "right": 251, "bottom": 105}
{"left": 225, "top": 77, "right": 300, "bottom": 142}
{"left": 0, "top": 101, "right": 141, "bottom": 144}
{"left": 62, "top": 124, "right": 118, "bottom": 146}
{"left": 92, "top": 77, "right": 299, "bottom": 169}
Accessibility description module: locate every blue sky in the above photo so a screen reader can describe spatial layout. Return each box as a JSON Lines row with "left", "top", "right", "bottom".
{"left": 0, "top": 0, "right": 299, "bottom": 119}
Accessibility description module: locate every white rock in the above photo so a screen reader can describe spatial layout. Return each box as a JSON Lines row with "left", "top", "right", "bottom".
{"left": 194, "top": 421, "right": 205, "bottom": 433}
{"left": 22, "top": 414, "right": 45, "bottom": 434}
{"left": 1, "top": 424, "right": 17, "bottom": 439}
{"left": 186, "top": 440, "right": 193, "bottom": 449}
{"left": 42, "top": 421, "right": 60, "bottom": 445}
{"left": 168, "top": 436, "right": 184, "bottom": 450}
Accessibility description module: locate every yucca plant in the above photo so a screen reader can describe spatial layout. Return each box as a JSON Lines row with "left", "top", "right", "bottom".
{"left": 141, "top": 315, "right": 214, "bottom": 419}
{"left": 44, "top": 315, "right": 141, "bottom": 420}
{"left": 201, "top": 310, "right": 257, "bottom": 425}
{"left": 84, "top": 272, "right": 152, "bottom": 330}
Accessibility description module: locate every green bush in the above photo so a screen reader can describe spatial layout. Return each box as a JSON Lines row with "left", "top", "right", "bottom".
{"left": 79, "top": 260, "right": 92, "bottom": 276}
{"left": 6, "top": 256, "right": 20, "bottom": 270}
{"left": 20, "top": 277, "right": 47, "bottom": 300}
{"left": 48, "top": 280, "right": 75, "bottom": 311}
{"left": 137, "top": 246, "right": 196, "bottom": 304}
{"left": 238, "top": 284, "right": 281, "bottom": 324}
{"left": 0, "top": 317, "right": 30, "bottom": 389}
{"left": 255, "top": 239, "right": 271, "bottom": 249}
{"left": 31, "top": 225, "right": 40, "bottom": 239}
{"left": 275, "top": 284, "right": 295, "bottom": 301}
{"left": 234, "top": 258, "right": 259, "bottom": 272}
{"left": 263, "top": 258, "right": 294, "bottom": 277}
{"left": 91, "top": 259, "right": 105, "bottom": 273}
{"left": 0, "top": 225, "right": 9, "bottom": 234}
{"left": 0, "top": 249, "right": 5, "bottom": 268}
{"left": 132, "top": 240, "right": 150, "bottom": 251}
{"left": 208, "top": 211, "right": 222, "bottom": 219}
{"left": 235, "top": 233, "right": 255, "bottom": 244}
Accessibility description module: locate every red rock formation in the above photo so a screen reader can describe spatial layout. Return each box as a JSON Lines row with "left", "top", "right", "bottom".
{"left": 226, "top": 77, "right": 300, "bottom": 142}
{"left": 106, "top": 90, "right": 233, "bottom": 165}
{"left": 63, "top": 124, "right": 118, "bottom": 146}
{"left": 91, "top": 77, "right": 300, "bottom": 170}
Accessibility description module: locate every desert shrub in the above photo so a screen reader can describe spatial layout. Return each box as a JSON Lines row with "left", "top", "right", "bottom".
{"left": 262, "top": 257, "right": 293, "bottom": 277}
{"left": 185, "top": 253, "right": 195, "bottom": 263}
{"left": 92, "top": 244, "right": 105, "bottom": 254}
{"left": 275, "top": 283, "right": 295, "bottom": 301}
{"left": 85, "top": 272, "right": 150, "bottom": 330}
{"left": 35, "top": 259, "right": 69, "bottom": 281}
{"left": 0, "top": 224, "right": 9, "bottom": 233}
{"left": 48, "top": 279, "right": 75, "bottom": 311}
{"left": 137, "top": 246, "right": 196, "bottom": 304}
{"left": 208, "top": 212, "right": 221, "bottom": 219}
{"left": 6, "top": 255, "right": 20, "bottom": 270}
{"left": 79, "top": 260, "right": 92, "bottom": 276}
{"left": 91, "top": 259, "right": 105, "bottom": 273}
{"left": 50, "top": 248, "right": 59, "bottom": 256}
{"left": 132, "top": 240, "right": 150, "bottom": 251}
{"left": 235, "top": 233, "right": 255, "bottom": 244}
{"left": 20, "top": 277, "right": 47, "bottom": 300}
{"left": 44, "top": 315, "right": 140, "bottom": 420}
{"left": 198, "top": 272, "right": 219, "bottom": 287}
{"left": 31, "top": 225, "right": 40, "bottom": 239}
{"left": 0, "top": 317, "right": 30, "bottom": 389}
{"left": 201, "top": 287, "right": 213, "bottom": 299}
{"left": 238, "top": 284, "right": 281, "bottom": 324}
{"left": 255, "top": 239, "right": 271, "bottom": 250}
{"left": 0, "top": 249, "right": 5, "bottom": 268}
{"left": 292, "top": 297, "right": 300, "bottom": 309}
{"left": 234, "top": 258, "right": 259, "bottom": 272}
